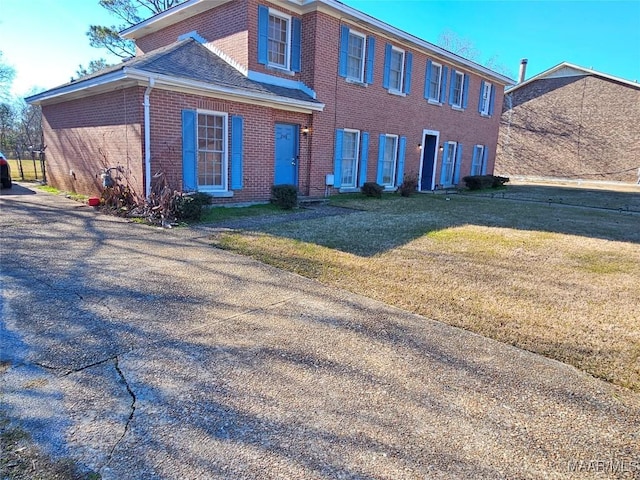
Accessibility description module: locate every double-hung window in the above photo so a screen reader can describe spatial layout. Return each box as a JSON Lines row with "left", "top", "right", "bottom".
{"left": 440, "top": 141, "right": 463, "bottom": 187}
{"left": 389, "top": 47, "right": 405, "bottom": 93}
{"left": 383, "top": 44, "right": 412, "bottom": 94}
{"left": 471, "top": 145, "right": 487, "bottom": 176}
{"left": 197, "top": 111, "right": 228, "bottom": 190}
{"left": 340, "top": 129, "right": 360, "bottom": 187}
{"left": 428, "top": 62, "right": 442, "bottom": 101}
{"left": 268, "top": 10, "right": 290, "bottom": 69}
{"left": 346, "top": 31, "right": 366, "bottom": 82}
{"left": 479, "top": 81, "right": 495, "bottom": 116}
{"left": 381, "top": 135, "right": 398, "bottom": 186}
{"left": 451, "top": 71, "right": 464, "bottom": 108}
{"left": 258, "top": 5, "right": 301, "bottom": 72}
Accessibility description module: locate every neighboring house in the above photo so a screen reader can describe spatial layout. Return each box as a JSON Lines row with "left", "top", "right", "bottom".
{"left": 496, "top": 62, "right": 640, "bottom": 184}
{"left": 27, "top": 0, "right": 513, "bottom": 202}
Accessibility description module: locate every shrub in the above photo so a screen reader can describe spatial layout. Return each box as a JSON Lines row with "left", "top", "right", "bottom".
{"left": 361, "top": 182, "right": 384, "bottom": 198}
{"left": 463, "top": 175, "right": 510, "bottom": 191}
{"left": 398, "top": 174, "right": 418, "bottom": 197}
{"left": 270, "top": 184, "right": 298, "bottom": 209}
{"left": 492, "top": 176, "right": 510, "bottom": 188}
{"left": 174, "top": 192, "right": 211, "bottom": 221}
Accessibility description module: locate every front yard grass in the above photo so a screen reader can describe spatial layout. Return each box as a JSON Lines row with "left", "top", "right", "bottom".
{"left": 212, "top": 189, "right": 640, "bottom": 392}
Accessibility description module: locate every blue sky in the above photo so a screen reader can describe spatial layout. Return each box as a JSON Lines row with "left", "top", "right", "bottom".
{"left": 2, "top": 0, "right": 639, "bottom": 98}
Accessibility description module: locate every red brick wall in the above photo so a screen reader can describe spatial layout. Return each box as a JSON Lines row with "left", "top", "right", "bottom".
{"left": 41, "top": 88, "right": 145, "bottom": 198}
{"left": 298, "top": 11, "right": 504, "bottom": 195}
{"left": 496, "top": 75, "right": 640, "bottom": 183}
{"left": 147, "top": 88, "right": 311, "bottom": 202}
{"left": 136, "top": 0, "right": 249, "bottom": 69}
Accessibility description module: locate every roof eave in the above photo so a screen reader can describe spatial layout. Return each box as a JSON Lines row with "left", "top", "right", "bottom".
{"left": 125, "top": 68, "right": 325, "bottom": 113}
{"left": 506, "top": 62, "right": 640, "bottom": 93}
{"left": 25, "top": 71, "right": 131, "bottom": 105}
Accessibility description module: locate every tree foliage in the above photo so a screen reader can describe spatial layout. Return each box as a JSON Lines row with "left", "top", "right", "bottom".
{"left": 87, "top": 0, "right": 186, "bottom": 59}
{"left": 76, "top": 59, "right": 111, "bottom": 79}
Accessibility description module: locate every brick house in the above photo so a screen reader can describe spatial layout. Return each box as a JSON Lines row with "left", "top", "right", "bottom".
{"left": 27, "top": 0, "right": 513, "bottom": 202}
{"left": 496, "top": 62, "right": 640, "bottom": 184}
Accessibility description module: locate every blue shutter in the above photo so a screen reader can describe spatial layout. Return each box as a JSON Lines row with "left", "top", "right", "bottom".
{"left": 471, "top": 145, "right": 480, "bottom": 176}
{"left": 448, "top": 69, "right": 456, "bottom": 105}
{"left": 397, "top": 136, "right": 406, "bottom": 185}
{"left": 424, "top": 60, "right": 432, "bottom": 99}
{"left": 291, "top": 18, "right": 301, "bottom": 72}
{"left": 359, "top": 132, "right": 369, "bottom": 187}
{"left": 453, "top": 143, "right": 463, "bottom": 185}
{"left": 488, "top": 84, "right": 496, "bottom": 116}
{"left": 182, "top": 110, "right": 197, "bottom": 191}
{"left": 481, "top": 146, "right": 489, "bottom": 175}
{"left": 366, "top": 36, "right": 375, "bottom": 84}
{"left": 403, "top": 52, "right": 413, "bottom": 94}
{"left": 462, "top": 74, "right": 469, "bottom": 109}
{"left": 231, "top": 115, "right": 243, "bottom": 190}
{"left": 383, "top": 43, "right": 392, "bottom": 89}
{"left": 440, "top": 143, "right": 449, "bottom": 186}
{"left": 479, "top": 80, "right": 486, "bottom": 113}
{"left": 257, "top": 5, "right": 269, "bottom": 65}
{"left": 440, "top": 66, "right": 448, "bottom": 103}
{"left": 377, "top": 134, "right": 386, "bottom": 184}
{"left": 333, "top": 129, "right": 344, "bottom": 188}
{"left": 339, "top": 25, "right": 349, "bottom": 78}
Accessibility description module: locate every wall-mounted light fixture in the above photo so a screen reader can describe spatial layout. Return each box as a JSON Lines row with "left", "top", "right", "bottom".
{"left": 418, "top": 143, "right": 422, "bottom": 150}
{"left": 439, "top": 144, "right": 444, "bottom": 152}
{"left": 301, "top": 126, "right": 311, "bottom": 136}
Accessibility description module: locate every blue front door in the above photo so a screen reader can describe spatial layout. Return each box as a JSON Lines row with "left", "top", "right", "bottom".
{"left": 420, "top": 134, "right": 438, "bottom": 190}
{"left": 274, "top": 124, "right": 298, "bottom": 185}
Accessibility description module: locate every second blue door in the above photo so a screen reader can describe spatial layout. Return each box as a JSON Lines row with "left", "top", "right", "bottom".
{"left": 274, "top": 124, "right": 298, "bottom": 185}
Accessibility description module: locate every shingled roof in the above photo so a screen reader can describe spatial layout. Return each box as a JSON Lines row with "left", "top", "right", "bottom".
{"left": 27, "top": 39, "right": 323, "bottom": 111}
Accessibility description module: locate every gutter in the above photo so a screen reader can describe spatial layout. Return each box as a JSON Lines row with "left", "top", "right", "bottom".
{"left": 143, "top": 78, "right": 155, "bottom": 198}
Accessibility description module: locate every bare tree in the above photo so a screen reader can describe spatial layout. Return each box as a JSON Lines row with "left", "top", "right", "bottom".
{"left": 0, "top": 51, "right": 16, "bottom": 102}
{"left": 437, "top": 30, "right": 514, "bottom": 79}
{"left": 87, "top": 0, "right": 186, "bottom": 59}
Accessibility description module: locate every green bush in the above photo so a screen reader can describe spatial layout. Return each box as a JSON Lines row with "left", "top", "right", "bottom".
{"left": 463, "top": 175, "right": 510, "bottom": 191}
{"left": 398, "top": 174, "right": 418, "bottom": 197}
{"left": 361, "top": 182, "right": 384, "bottom": 198}
{"left": 270, "top": 184, "right": 298, "bottom": 209}
{"left": 174, "top": 191, "right": 211, "bottom": 221}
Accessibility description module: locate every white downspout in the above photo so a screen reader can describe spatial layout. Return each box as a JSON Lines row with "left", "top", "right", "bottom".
{"left": 143, "top": 78, "right": 155, "bottom": 198}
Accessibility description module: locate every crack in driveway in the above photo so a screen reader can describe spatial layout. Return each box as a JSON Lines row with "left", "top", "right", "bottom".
{"left": 103, "top": 356, "right": 137, "bottom": 471}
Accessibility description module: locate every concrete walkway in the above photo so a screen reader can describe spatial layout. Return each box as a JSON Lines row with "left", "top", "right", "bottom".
{"left": 1, "top": 184, "right": 638, "bottom": 479}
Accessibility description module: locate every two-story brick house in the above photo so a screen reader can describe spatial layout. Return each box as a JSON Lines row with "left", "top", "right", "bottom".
{"left": 27, "top": 0, "right": 513, "bottom": 201}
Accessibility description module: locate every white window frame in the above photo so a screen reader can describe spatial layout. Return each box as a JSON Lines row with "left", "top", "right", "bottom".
{"left": 471, "top": 145, "right": 485, "bottom": 176}
{"left": 267, "top": 9, "right": 291, "bottom": 70}
{"left": 480, "top": 81, "right": 492, "bottom": 115}
{"left": 341, "top": 129, "right": 361, "bottom": 188}
{"left": 381, "top": 134, "right": 399, "bottom": 187}
{"left": 388, "top": 47, "right": 405, "bottom": 93}
{"left": 442, "top": 141, "right": 457, "bottom": 186}
{"left": 452, "top": 71, "right": 464, "bottom": 108}
{"left": 196, "top": 110, "right": 228, "bottom": 192}
{"left": 428, "top": 62, "right": 442, "bottom": 102}
{"left": 346, "top": 30, "right": 366, "bottom": 83}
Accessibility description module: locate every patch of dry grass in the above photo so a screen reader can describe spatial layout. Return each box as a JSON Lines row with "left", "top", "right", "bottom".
{"left": 213, "top": 190, "right": 640, "bottom": 392}
{"left": 6, "top": 159, "right": 46, "bottom": 182}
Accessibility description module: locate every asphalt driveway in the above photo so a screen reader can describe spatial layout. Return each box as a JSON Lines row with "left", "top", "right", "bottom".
{"left": 1, "top": 184, "right": 639, "bottom": 479}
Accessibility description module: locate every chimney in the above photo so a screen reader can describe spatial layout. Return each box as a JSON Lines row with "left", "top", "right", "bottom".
{"left": 518, "top": 59, "right": 528, "bottom": 83}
